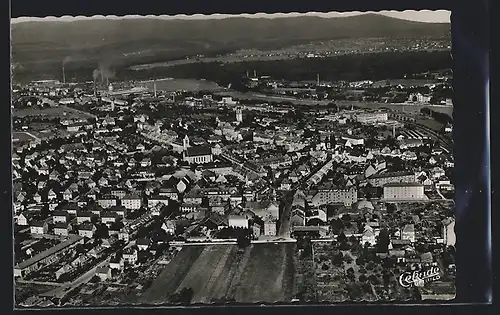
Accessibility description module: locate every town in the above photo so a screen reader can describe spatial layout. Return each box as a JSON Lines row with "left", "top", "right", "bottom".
{"left": 12, "top": 68, "right": 456, "bottom": 306}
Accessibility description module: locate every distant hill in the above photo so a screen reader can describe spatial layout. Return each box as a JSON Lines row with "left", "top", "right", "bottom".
{"left": 11, "top": 14, "right": 450, "bottom": 68}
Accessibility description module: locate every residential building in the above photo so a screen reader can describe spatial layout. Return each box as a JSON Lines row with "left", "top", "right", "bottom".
{"left": 97, "top": 195, "right": 119, "bottom": 209}
{"left": 122, "top": 248, "right": 138, "bottom": 265}
{"left": 264, "top": 216, "right": 277, "bottom": 236}
{"left": 53, "top": 223, "right": 71, "bottom": 237}
{"left": 76, "top": 211, "right": 93, "bottom": 224}
{"left": 310, "top": 187, "right": 357, "bottom": 207}
{"left": 78, "top": 222, "right": 97, "bottom": 238}
{"left": 121, "top": 194, "right": 142, "bottom": 210}
{"left": 161, "top": 220, "right": 176, "bottom": 234}
{"left": 401, "top": 224, "right": 416, "bottom": 243}
{"left": 30, "top": 221, "right": 48, "bottom": 235}
{"left": 383, "top": 183, "right": 426, "bottom": 201}
{"left": 228, "top": 215, "right": 249, "bottom": 228}
{"left": 147, "top": 195, "right": 170, "bottom": 208}
{"left": 101, "top": 212, "right": 119, "bottom": 226}
{"left": 362, "top": 227, "right": 377, "bottom": 246}
{"left": 17, "top": 213, "right": 31, "bottom": 226}
{"left": 14, "top": 236, "right": 84, "bottom": 278}
{"left": 158, "top": 188, "right": 178, "bottom": 200}
{"left": 96, "top": 267, "right": 112, "bottom": 281}
{"left": 369, "top": 171, "right": 416, "bottom": 187}
{"left": 136, "top": 238, "right": 150, "bottom": 251}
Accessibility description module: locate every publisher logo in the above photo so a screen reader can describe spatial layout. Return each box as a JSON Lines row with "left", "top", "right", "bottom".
{"left": 399, "top": 266, "right": 441, "bottom": 288}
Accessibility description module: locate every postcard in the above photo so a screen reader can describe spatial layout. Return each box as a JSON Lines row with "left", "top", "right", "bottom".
{"left": 10, "top": 10, "right": 458, "bottom": 307}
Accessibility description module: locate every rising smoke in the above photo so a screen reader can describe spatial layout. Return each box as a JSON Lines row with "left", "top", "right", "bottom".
{"left": 93, "top": 61, "right": 116, "bottom": 86}
{"left": 62, "top": 56, "right": 73, "bottom": 65}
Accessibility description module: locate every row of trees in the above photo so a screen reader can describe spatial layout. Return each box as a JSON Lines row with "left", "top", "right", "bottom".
{"left": 420, "top": 107, "right": 452, "bottom": 124}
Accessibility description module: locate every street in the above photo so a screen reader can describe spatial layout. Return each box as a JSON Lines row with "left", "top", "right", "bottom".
{"left": 278, "top": 156, "right": 333, "bottom": 237}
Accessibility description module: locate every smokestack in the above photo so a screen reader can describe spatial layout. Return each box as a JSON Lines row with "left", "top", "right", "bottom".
{"left": 62, "top": 63, "right": 66, "bottom": 84}
{"left": 154, "top": 80, "right": 157, "bottom": 98}
{"left": 253, "top": 70, "right": 256, "bottom": 78}
{"left": 317, "top": 73, "right": 320, "bottom": 85}
{"left": 393, "top": 125, "right": 396, "bottom": 138}
{"left": 106, "top": 76, "right": 109, "bottom": 87}
{"left": 246, "top": 70, "right": 249, "bottom": 78}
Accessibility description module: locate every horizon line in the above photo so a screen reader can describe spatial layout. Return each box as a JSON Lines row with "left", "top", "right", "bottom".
{"left": 11, "top": 10, "right": 451, "bottom": 24}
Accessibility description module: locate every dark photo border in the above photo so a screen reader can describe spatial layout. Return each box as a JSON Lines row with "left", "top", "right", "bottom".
{"left": 4, "top": 0, "right": 493, "bottom": 314}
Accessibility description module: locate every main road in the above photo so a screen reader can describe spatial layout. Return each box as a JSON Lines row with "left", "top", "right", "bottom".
{"left": 278, "top": 156, "right": 333, "bottom": 237}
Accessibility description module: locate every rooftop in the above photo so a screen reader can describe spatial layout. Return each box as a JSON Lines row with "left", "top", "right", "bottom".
{"left": 186, "top": 146, "right": 212, "bottom": 157}
{"left": 15, "top": 235, "right": 83, "bottom": 270}
{"left": 384, "top": 182, "right": 424, "bottom": 187}
{"left": 370, "top": 171, "right": 414, "bottom": 179}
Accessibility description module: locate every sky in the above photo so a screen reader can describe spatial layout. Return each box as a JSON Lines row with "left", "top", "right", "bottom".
{"left": 11, "top": 10, "right": 450, "bottom": 24}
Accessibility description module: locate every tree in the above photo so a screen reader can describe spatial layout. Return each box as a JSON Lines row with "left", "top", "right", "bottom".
{"left": 237, "top": 234, "right": 251, "bottom": 249}
{"left": 344, "top": 254, "right": 354, "bottom": 264}
{"left": 368, "top": 274, "right": 379, "bottom": 284}
{"left": 337, "top": 231, "right": 348, "bottom": 244}
{"left": 179, "top": 287, "right": 194, "bottom": 304}
{"left": 356, "top": 257, "right": 365, "bottom": 266}
{"left": 359, "top": 274, "right": 368, "bottom": 282}
{"left": 330, "top": 219, "right": 344, "bottom": 235}
{"left": 95, "top": 223, "right": 109, "bottom": 239}
{"left": 331, "top": 252, "right": 344, "bottom": 267}
{"left": 349, "top": 284, "right": 363, "bottom": 300}
{"left": 366, "top": 261, "right": 375, "bottom": 271}
{"left": 362, "top": 282, "right": 372, "bottom": 294}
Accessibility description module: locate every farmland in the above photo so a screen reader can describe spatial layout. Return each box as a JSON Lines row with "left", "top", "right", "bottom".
{"left": 138, "top": 243, "right": 296, "bottom": 305}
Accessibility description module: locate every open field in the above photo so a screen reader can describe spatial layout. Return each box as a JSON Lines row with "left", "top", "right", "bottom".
{"left": 134, "top": 246, "right": 205, "bottom": 304}
{"left": 12, "top": 106, "right": 95, "bottom": 119}
{"left": 138, "top": 243, "right": 296, "bottom": 305}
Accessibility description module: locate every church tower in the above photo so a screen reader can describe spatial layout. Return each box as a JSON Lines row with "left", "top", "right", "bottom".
{"left": 183, "top": 135, "right": 190, "bottom": 150}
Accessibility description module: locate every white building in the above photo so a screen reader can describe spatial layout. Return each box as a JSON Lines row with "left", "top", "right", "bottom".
{"left": 355, "top": 112, "right": 388, "bottom": 124}
{"left": 147, "top": 195, "right": 170, "bottom": 208}
{"left": 264, "top": 216, "right": 277, "bottom": 236}
{"left": 121, "top": 194, "right": 142, "bottom": 210}
{"left": 310, "top": 187, "right": 357, "bottom": 207}
{"left": 78, "top": 222, "right": 96, "bottom": 238}
{"left": 30, "top": 222, "right": 48, "bottom": 235}
{"left": 369, "top": 171, "right": 416, "bottom": 187}
{"left": 183, "top": 146, "right": 213, "bottom": 164}
{"left": 383, "top": 183, "right": 425, "bottom": 201}
{"left": 235, "top": 107, "right": 243, "bottom": 123}
{"left": 228, "top": 215, "right": 249, "bottom": 229}
{"left": 122, "top": 248, "right": 138, "bottom": 265}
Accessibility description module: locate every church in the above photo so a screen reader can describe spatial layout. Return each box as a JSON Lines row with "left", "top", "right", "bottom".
{"left": 181, "top": 135, "right": 214, "bottom": 164}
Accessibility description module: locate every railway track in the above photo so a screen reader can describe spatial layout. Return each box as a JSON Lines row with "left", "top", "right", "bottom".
{"left": 403, "top": 121, "right": 453, "bottom": 152}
